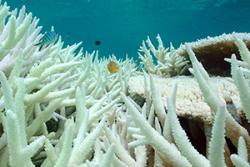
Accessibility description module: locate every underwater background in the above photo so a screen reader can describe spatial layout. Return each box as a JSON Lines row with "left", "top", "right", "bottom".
{"left": 7, "top": 0, "right": 250, "bottom": 59}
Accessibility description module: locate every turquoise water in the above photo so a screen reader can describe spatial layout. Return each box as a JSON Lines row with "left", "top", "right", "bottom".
{"left": 8, "top": 0, "right": 250, "bottom": 59}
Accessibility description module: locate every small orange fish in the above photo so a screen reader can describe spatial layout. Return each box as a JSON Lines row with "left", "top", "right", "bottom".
{"left": 107, "top": 60, "right": 119, "bottom": 73}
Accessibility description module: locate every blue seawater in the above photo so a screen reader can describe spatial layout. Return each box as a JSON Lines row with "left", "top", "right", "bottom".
{"left": 7, "top": 0, "right": 250, "bottom": 60}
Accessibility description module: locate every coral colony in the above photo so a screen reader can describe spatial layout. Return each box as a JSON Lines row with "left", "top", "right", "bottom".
{"left": 1, "top": 1, "right": 250, "bottom": 167}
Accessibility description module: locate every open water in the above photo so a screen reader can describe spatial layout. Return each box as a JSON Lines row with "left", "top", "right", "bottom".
{"left": 7, "top": 0, "right": 250, "bottom": 59}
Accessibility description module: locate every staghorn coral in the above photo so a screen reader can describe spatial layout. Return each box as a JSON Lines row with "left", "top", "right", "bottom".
{"left": 138, "top": 34, "right": 190, "bottom": 77}
{"left": 0, "top": 2, "right": 135, "bottom": 166}
{"left": 0, "top": 75, "right": 46, "bottom": 167}
{"left": 1, "top": 1, "right": 250, "bottom": 167}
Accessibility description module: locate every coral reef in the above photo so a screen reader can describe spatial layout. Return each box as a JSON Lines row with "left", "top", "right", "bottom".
{"left": 1, "top": 1, "right": 250, "bottom": 167}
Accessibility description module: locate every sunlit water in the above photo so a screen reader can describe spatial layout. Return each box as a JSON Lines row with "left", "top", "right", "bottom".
{"left": 8, "top": 0, "right": 250, "bottom": 60}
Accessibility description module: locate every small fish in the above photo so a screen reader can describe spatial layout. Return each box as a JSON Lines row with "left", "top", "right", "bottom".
{"left": 107, "top": 60, "right": 119, "bottom": 74}
{"left": 95, "top": 40, "right": 101, "bottom": 45}
{"left": 35, "top": 30, "right": 59, "bottom": 50}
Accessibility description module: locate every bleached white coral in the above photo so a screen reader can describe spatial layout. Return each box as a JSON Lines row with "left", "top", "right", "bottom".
{"left": 0, "top": 2, "right": 135, "bottom": 167}
{"left": 2, "top": 1, "right": 250, "bottom": 167}
{"left": 121, "top": 39, "right": 250, "bottom": 166}
{"left": 138, "top": 34, "right": 189, "bottom": 77}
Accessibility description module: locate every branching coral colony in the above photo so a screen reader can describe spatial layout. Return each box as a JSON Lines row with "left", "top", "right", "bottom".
{"left": 1, "top": 2, "right": 250, "bottom": 167}
{"left": 138, "top": 34, "right": 190, "bottom": 77}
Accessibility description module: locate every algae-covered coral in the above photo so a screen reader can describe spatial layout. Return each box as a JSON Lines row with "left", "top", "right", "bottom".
{"left": 1, "top": 1, "right": 250, "bottom": 167}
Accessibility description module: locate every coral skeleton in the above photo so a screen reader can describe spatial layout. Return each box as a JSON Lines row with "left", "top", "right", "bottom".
{"left": 1, "top": 1, "right": 250, "bottom": 167}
